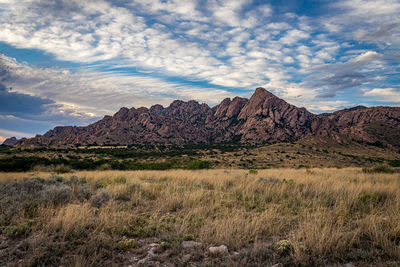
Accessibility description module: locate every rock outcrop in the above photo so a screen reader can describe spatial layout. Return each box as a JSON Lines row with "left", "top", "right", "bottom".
{"left": 2, "top": 136, "right": 26, "bottom": 146}
{"left": 18, "top": 87, "right": 400, "bottom": 149}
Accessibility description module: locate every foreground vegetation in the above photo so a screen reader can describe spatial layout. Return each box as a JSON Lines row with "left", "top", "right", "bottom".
{"left": 1, "top": 141, "right": 400, "bottom": 172}
{"left": 1, "top": 168, "right": 399, "bottom": 266}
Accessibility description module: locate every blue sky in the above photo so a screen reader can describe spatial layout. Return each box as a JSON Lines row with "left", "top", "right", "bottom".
{"left": 0, "top": 0, "right": 399, "bottom": 140}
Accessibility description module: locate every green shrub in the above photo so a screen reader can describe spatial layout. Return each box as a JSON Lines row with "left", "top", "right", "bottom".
{"left": 183, "top": 234, "right": 195, "bottom": 241}
{"left": 283, "top": 179, "right": 295, "bottom": 185}
{"left": 249, "top": 169, "right": 258, "bottom": 174}
{"left": 297, "top": 164, "right": 309, "bottom": 169}
{"left": 362, "top": 165, "right": 395, "bottom": 173}
{"left": 358, "top": 193, "right": 379, "bottom": 202}
{"left": 5, "top": 223, "right": 31, "bottom": 238}
{"left": 117, "top": 239, "right": 136, "bottom": 250}
{"left": 160, "top": 241, "right": 171, "bottom": 249}
{"left": 113, "top": 176, "right": 127, "bottom": 184}
{"left": 185, "top": 213, "right": 204, "bottom": 227}
{"left": 388, "top": 160, "right": 400, "bottom": 167}
{"left": 54, "top": 164, "right": 72, "bottom": 174}
{"left": 94, "top": 178, "right": 113, "bottom": 188}
{"left": 97, "top": 163, "right": 111, "bottom": 170}
{"left": 275, "top": 240, "right": 293, "bottom": 255}
{"left": 186, "top": 160, "right": 210, "bottom": 170}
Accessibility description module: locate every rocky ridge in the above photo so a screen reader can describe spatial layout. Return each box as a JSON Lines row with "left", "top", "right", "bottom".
{"left": 15, "top": 87, "right": 400, "bottom": 149}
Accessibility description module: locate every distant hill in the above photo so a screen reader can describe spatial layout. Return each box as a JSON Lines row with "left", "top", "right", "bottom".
{"left": 2, "top": 136, "right": 26, "bottom": 146}
{"left": 17, "top": 87, "right": 400, "bottom": 150}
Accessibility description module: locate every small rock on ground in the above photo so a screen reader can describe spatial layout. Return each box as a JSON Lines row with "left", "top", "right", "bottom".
{"left": 182, "top": 241, "right": 202, "bottom": 249}
{"left": 182, "top": 254, "right": 192, "bottom": 262}
{"left": 209, "top": 245, "right": 228, "bottom": 255}
{"left": 149, "top": 243, "right": 162, "bottom": 253}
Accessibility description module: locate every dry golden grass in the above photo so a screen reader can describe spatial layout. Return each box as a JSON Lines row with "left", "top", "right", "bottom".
{"left": 1, "top": 168, "right": 400, "bottom": 266}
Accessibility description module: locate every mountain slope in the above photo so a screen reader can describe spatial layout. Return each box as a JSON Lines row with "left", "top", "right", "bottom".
{"left": 18, "top": 88, "right": 400, "bottom": 149}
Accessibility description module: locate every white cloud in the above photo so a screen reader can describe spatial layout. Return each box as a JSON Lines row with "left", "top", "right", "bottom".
{"left": 351, "top": 51, "right": 383, "bottom": 63}
{"left": 283, "top": 56, "right": 295, "bottom": 64}
{"left": 208, "top": 0, "right": 252, "bottom": 27}
{"left": 337, "top": 0, "right": 400, "bottom": 17}
{"left": 0, "top": 1, "right": 281, "bottom": 89}
{"left": 363, "top": 88, "right": 400, "bottom": 102}
{"left": 329, "top": 0, "right": 400, "bottom": 49}
{"left": 279, "top": 29, "right": 310, "bottom": 45}
{"left": 0, "top": 0, "right": 398, "bottom": 121}
{"left": 0, "top": 54, "right": 236, "bottom": 119}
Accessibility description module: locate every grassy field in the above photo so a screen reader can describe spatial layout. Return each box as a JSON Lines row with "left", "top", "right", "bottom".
{"left": 1, "top": 141, "right": 400, "bottom": 172}
{"left": 1, "top": 168, "right": 400, "bottom": 266}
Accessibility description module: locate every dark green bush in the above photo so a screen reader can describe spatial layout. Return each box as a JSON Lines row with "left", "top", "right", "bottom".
{"left": 388, "top": 160, "right": 400, "bottom": 167}
{"left": 362, "top": 165, "right": 395, "bottom": 173}
{"left": 186, "top": 160, "right": 210, "bottom": 170}
{"left": 183, "top": 234, "right": 195, "bottom": 241}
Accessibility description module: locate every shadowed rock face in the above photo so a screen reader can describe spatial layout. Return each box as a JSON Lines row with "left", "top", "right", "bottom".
{"left": 19, "top": 87, "right": 400, "bottom": 148}
{"left": 2, "top": 137, "right": 18, "bottom": 146}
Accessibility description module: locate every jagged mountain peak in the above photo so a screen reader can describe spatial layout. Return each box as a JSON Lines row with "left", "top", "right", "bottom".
{"left": 16, "top": 87, "right": 400, "bottom": 149}
{"left": 238, "top": 87, "right": 291, "bottom": 120}
{"left": 253, "top": 87, "right": 275, "bottom": 97}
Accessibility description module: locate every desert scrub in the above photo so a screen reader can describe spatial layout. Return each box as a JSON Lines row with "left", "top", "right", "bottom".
{"left": 275, "top": 240, "right": 294, "bottom": 255}
{"left": 0, "top": 175, "right": 91, "bottom": 225}
{"left": 117, "top": 239, "right": 136, "bottom": 251}
{"left": 4, "top": 223, "right": 31, "bottom": 238}
{"left": 362, "top": 165, "right": 395, "bottom": 173}
{"left": 54, "top": 164, "right": 72, "bottom": 174}
{"left": 186, "top": 160, "right": 210, "bottom": 169}
{"left": 90, "top": 191, "right": 111, "bottom": 208}
{"left": 0, "top": 168, "right": 400, "bottom": 266}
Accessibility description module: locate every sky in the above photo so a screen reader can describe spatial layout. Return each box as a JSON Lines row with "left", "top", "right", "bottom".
{"left": 0, "top": 0, "right": 399, "bottom": 139}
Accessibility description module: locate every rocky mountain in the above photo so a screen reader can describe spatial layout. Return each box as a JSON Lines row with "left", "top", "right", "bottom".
{"left": 18, "top": 87, "right": 400, "bottom": 149}
{"left": 2, "top": 136, "right": 26, "bottom": 146}
{"left": 326, "top": 106, "right": 400, "bottom": 149}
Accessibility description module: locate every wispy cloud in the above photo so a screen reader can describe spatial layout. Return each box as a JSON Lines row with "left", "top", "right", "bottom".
{"left": 0, "top": 128, "right": 34, "bottom": 139}
{"left": 0, "top": 53, "right": 236, "bottom": 117}
{"left": 363, "top": 88, "right": 400, "bottom": 102}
